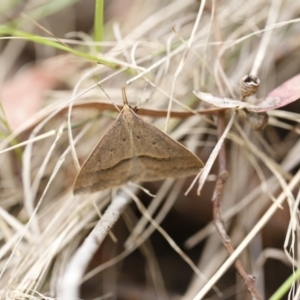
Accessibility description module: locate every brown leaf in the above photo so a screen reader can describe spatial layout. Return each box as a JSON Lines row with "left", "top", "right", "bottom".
{"left": 267, "top": 73, "right": 300, "bottom": 107}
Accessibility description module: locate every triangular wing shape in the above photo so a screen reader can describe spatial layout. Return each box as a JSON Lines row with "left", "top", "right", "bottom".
{"left": 74, "top": 105, "right": 203, "bottom": 194}
{"left": 74, "top": 107, "right": 138, "bottom": 194}
{"left": 126, "top": 108, "right": 203, "bottom": 181}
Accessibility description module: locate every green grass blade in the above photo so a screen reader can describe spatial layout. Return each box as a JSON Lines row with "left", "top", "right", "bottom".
{"left": 93, "top": 0, "right": 104, "bottom": 53}
{"left": 0, "top": 25, "right": 116, "bottom": 67}
{"left": 269, "top": 269, "right": 300, "bottom": 300}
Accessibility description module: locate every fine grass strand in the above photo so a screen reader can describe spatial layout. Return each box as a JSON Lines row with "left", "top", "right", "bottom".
{"left": 0, "top": 26, "right": 115, "bottom": 66}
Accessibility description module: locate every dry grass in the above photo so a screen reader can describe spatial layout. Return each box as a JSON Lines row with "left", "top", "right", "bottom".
{"left": 1, "top": 0, "right": 300, "bottom": 299}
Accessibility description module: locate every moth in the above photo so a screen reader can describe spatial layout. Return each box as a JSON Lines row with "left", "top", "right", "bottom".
{"left": 74, "top": 88, "right": 204, "bottom": 194}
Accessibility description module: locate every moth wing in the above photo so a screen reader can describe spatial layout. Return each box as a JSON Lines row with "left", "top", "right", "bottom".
{"left": 128, "top": 109, "right": 204, "bottom": 181}
{"left": 74, "top": 105, "right": 204, "bottom": 194}
{"left": 74, "top": 109, "right": 139, "bottom": 194}
{"left": 74, "top": 159, "right": 139, "bottom": 194}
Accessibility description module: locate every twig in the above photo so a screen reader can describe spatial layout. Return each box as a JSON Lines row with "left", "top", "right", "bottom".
{"left": 57, "top": 190, "right": 132, "bottom": 299}
{"left": 212, "top": 111, "right": 262, "bottom": 300}
{"left": 194, "top": 168, "right": 300, "bottom": 299}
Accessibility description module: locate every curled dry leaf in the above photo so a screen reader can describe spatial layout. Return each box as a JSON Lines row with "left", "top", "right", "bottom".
{"left": 193, "top": 91, "right": 281, "bottom": 113}
{"left": 268, "top": 73, "right": 300, "bottom": 106}
{"left": 193, "top": 73, "right": 300, "bottom": 113}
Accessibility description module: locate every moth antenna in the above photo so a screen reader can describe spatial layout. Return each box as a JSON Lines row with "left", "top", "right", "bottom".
{"left": 121, "top": 87, "right": 129, "bottom": 106}
{"left": 97, "top": 83, "right": 120, "bottom": 112}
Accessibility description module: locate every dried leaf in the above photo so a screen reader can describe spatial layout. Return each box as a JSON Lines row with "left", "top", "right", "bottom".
{"left": 193, "top": 91, "right": 281, "bottom": 112}
{"left": 193, "top": 74, "right": 300, "bottom": 113}
{"left": 268, "top": 73, "right": 300, "bottom": 107}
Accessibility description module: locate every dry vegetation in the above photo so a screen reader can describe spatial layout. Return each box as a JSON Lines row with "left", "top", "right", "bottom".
{"left": 0, "top": 0, "right": 300, "bottom": 299}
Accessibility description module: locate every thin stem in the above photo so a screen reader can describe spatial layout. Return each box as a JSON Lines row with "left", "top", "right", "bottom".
{"left": 212, "top": 111, "right": 262, "bottom": 300}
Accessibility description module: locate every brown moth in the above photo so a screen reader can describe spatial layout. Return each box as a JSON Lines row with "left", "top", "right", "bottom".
{"left": 73, "top": 88, "right": 204, "bottom": 194}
